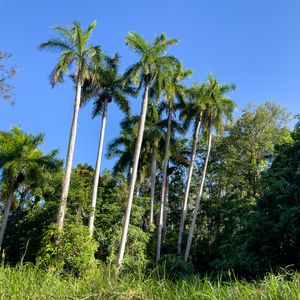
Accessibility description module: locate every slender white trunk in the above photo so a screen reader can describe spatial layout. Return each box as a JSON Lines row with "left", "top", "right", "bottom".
{"left": 162, "top": 177, "right": 169, "bottom": 243}
{"left": 156, "top": 110, "right": 172, "bottom": 262}
{"left": 184, "top": 126, "right": 212, "bottom": 263}
{"left": 0, "top": 191, "right": 14, "bottom": 249}
{"left": 117, "top": 84, "right": 150, "bottom": 269}
{"left": 150, "top": 145, "right": 157, "bottom": 227}
{"left": 88, "top": 100, "right": 108, "bottom": 235}
{"left": 177, "top": 116, "right": 202, "bottom": 254}
{"left": 57, "top": 80, "right": 82, "bottom": 231}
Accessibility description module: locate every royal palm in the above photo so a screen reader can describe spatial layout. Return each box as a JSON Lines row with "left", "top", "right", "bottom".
{"left": 117, "top": 32, "right": 179, "bottom": 269}
{"left": 177, "top": 82, "right": 208, "bottom": 255}
{"left": 38, "top": 21, "right": 101, "bottom": 231}
{"left": 81, "top": 53, "right": 133, "bottom": 236}
{"left": 156, "top": 63, "right": 193, "bottom": 262}
{"left": 184, "top": 74, "right": 236, "bottom": 262}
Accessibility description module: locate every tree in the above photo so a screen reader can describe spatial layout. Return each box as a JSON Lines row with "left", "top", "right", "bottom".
{"left": 0, "top": 52, "right": 16, "bottom": 103}
{"left": 81, "top": 53, "right": 133, "bottom": 236}
{"left": 177, "top": 82, "right": 207, "bottom": 255}
{"left": 239, "top": 121, "right": 299, "bottom": 274}
{"left": 0, "top": 127, "right": 61, "bottom": 248}
{"left": 38, "top": 21, "right": 101, "bottom": 231}
{"left": 156, "top": 63, "right": 192, "bottom": 262}
{"left": 117, "top": 32, "right": 179, "bottom": 269}
{"left": 193, "top": 102, "right": 292, "bottom": 274}
{"left": 184, "top": 74, "right": 236, "bottom": 262}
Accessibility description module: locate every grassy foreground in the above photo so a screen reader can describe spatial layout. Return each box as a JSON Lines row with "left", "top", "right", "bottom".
{"left": 1, "top": 264, "right": 300, "bottom": 299}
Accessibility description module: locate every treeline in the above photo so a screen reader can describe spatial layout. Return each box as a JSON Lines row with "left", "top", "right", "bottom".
{"left": 0, "top": 21, "right": 299, "bottom": 278}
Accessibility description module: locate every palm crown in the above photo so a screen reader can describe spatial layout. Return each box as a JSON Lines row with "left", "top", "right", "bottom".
{"left": 203, "top": 73, "right": 236, "bottom": 135}
{"left": 38, "top": 21, "right": 101, "bottom": 86}
{"left": 124, "top": 32, "right": 179, "bottom": 92}
{"left": 82, "top": 53, "right": 134, "bottom": 117}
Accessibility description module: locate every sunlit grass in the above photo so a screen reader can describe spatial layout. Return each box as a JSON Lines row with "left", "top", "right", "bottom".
{"left": 1, "top": 264, "right": 300, "bottom": 299}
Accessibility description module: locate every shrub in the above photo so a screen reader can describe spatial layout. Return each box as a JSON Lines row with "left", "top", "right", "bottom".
{"left": 37, "top": 221, "right": 98, "bottom": 276}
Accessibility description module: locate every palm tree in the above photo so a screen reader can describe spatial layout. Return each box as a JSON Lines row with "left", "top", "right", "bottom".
{"left": 117, "top": 32, "right": 179, "bottom": 269}
{"left": 177, "top": 83, "right": 207, "bottom": 255}
{"left": 156, "top": 63, "right": 193, "bottom": 262}
{"left": 184, "top": 74, "right": 236, "bottom": 262}
{"left": 38, "top": 21, "right": 101, "bottom": 231}
{"left": 0, "top": 127, "right": 61, "bottom": 248}
{"left": 81, "top": 53, "right": 134, "bottom": 236}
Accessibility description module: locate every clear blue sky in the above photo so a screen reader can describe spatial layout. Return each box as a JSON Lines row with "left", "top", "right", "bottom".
{"left": 1, "top": 0, "right": 300, "bottom": 171}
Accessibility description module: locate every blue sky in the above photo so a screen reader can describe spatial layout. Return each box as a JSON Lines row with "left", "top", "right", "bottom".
{"left": 1, "top": 0, "right": 300, "bottom": 171}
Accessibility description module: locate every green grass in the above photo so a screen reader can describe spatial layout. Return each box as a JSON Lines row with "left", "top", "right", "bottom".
{"left": 1, "top": 264, "right": 300, "bottom": 299}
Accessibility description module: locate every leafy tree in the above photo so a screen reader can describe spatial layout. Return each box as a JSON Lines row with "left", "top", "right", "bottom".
{"left": 0, "top": 127, "right": 61, "bottom": 248}
{"left": 0, "top": 52, "right": 16, "bottom": 103}
{"left": 38, "top": 21, "right": 101, "bottom": 231}
{"left": 117, "top": 32, "right": 179, "bottom": 269}
{"left": 192, "top": 102, "right": 291, "bottom": 274}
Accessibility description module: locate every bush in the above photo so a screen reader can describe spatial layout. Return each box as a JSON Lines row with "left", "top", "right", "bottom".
{"left": 154, "top": 254, "right": 194, "bottom": 280}
{"left": 37, "top": 221, "right": 98, "bottom": 276}
{"left": 107, "top": 224, "right": 149, "bottom": 273}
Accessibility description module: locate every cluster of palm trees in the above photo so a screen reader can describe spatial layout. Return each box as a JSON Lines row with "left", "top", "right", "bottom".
{"left": 38, "top": 21, "right": 236, "bottom": 269}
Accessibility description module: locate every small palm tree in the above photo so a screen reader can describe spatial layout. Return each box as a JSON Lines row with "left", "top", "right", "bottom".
{"left": 81, "top": 53, "right": 134, "bottom": 236}
{"left": 117, "top": 32, "right": 179, "bottom": 269}
{"left": 38, "top": 21, "right": 101, "bottom": 231}
{"left": 156, "top": 63, "right": 193, "bottom": 262}
{"left": 184, "top": 74, "right": 236, "bottom": 262}
{"left": 107, "top": 114, "right": 144, "bottom": 177}
{"left": 177, "top": 82, "right": 208, "bottom": 255}
{"left": 0, "top": 127, "right": 61, "bottom": 248}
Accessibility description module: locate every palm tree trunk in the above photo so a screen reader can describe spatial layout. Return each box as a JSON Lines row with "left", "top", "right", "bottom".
{"left": 162, "top": 177, "right": 169, "bottom": 243}
{"left": 0, "top": 191, "right": 14, "bottom": 249}
{"left": 150, "top": 144, "right": 157, "bottom": 227}
{"left": 88, "top": 99, "right": 108, "bottom": 235}
{"left": 156, "top": 110, "right": 172, "bottom": 262}
{"left": 57, "top": 80, "right": 82, "bottom": 231}
{"left": 177, "top": 116, "right": 202, "bottom": 254}
{"left": 117, "top": 84, "right": 150, "bottom": 270}
{"left": 184, "top": 125, "right": 212, "bottom": 263}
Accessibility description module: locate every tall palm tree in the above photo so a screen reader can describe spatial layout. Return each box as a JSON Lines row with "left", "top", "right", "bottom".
{"left": 81, "top": 53, "right": 134, "bottom": 236}
{"left": 117, "top": 32, "right": 179, "bottom": 269}
{"left": 156, "top": 63, "right": 193, "bottom": 262}
{"left": 38, "top": 21, "right": 101, "bottom": 231}
{"left": 0, "top": 127, "right": 61, "bottom": 248}
{"left": 184, "top": 74, "right": 236, "bottom": 262}
{"left": 177, "top": 83, "right": 207, "bottom": 255}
